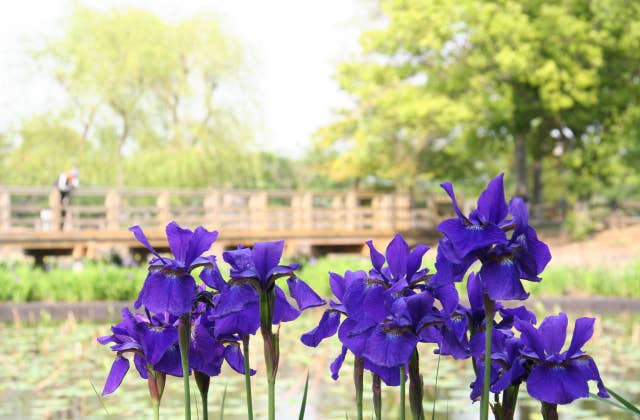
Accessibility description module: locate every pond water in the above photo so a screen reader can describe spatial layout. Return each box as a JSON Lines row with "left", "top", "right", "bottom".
{"left": 0, "top": 308, "right": 638, "bottom": 419}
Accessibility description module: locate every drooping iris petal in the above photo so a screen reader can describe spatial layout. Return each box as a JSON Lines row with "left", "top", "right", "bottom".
{"left": 154, "top": 344, "right": 184, "bottom": 377}
{"left": 301, "top": 310, "right": 341, "bottom": 347}
{"left": 190, "top": 319, "right": 225, "bottom": 377}
{"left": 571, "top": 356, "right": 609, "bottom": 398}
{"left": 212, "top": 285, "right": 260, "bottom": 337}
{"left": 224, "top": 343, "right": 256, "bottom": 375}
{"left": 329, "top": 272, "right": 347, "bottom": 302}
{"left": 432, "top": 283, "right": 459, "bottom": 315}
{"left": 272, "top": 286, "right": 300, "bottom": 323}
{"left": 362, "top": 324, "right": 418, "bottom": 367}
{"left": 330, "top": 345, "right": 348, "bottom": 380}
{"left": 437, "top": 218, "right": 507, "bottom": 260}
{"left": 138, "top": 271, "right": 197, "bottom": 315}
{"left": 102, "top": 356, "right": 130, "bottom": 395}
{"left": 200, "top": 260, "right": 227, "bottom": 291}
{"left": 498, "top": 306, "right": 537, "bottom": 329}
{"left": 538, "top": 313, "right": 568, "bottom": 355}
{"left": 338, "top": 318, "right": 375, "bottom": 356}
{"left": 479, "top": 260, "right": 529, "bottom": 301}
{"left": 287, "top": 277, "right": 325, "bottom": 310}
{"left": 363, "top": 358, "right": 402, "bottom": 386}
{"left": 526, "top": 363, "right": 589, "bottom": 404}
{"left": 138, "top": 323, "right": 179, "bottom": 365}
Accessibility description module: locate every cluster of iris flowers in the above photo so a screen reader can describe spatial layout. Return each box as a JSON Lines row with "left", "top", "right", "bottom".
{"left": 99, "top": 222, "right": 324, "bottom": 420}
{"left": 98, "top": 174, "right": 611, "bottom": 420}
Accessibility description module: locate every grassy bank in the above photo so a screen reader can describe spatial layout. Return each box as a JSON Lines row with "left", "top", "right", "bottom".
{"left": 0, "top": 255, "right": 638, "bottom": 303}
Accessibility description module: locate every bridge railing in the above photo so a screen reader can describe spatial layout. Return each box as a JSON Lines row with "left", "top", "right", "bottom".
{"left": 0, "top": 186, "right": 451, "bottom": 233}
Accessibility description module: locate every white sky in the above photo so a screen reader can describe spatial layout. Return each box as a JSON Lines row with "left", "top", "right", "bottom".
{"left": 0, "top": 0, "right": 368, "bottom": 156}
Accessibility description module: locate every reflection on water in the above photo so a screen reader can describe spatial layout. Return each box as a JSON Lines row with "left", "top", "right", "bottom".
{"left": 0, "top": 309, "right": 638, "bottom": 419}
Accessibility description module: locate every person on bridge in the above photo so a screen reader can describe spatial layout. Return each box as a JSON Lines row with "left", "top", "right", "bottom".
{"left": 56, "top": 168, "right": 79, "bottom": 229}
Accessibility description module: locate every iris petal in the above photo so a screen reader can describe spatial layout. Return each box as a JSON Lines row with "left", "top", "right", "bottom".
{"left": 287, "top": 277, "right": 325, "bottom": 310}
{"left": 527, "top": 363, "right": 589, "bottom": 404}
{"left": 301, "top": 310, "right": 340, "bottom": 347}
{"left": 102, "top": 356, "right": 130, "bottom": 395}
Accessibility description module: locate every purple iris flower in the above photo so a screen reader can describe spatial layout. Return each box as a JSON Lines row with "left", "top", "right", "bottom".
{"left": 437, "top": 174, "right": 509, "bottom": 261}
{"left": 223, "top": 241, "right": 324, "bottom": 309}
{"left": 469, "top": 333, "right": 527, "bottom": 401}
{"left": 97, "top": 307, "right": 180, "bottom": 395}
{"left": 516, "top": 313, "right": 609, "bottom": 404}
{"left": 436, "top": 174, "right": 550, "bottom": 301}
{"left": 212, "top": 241, "right": 324, "bottom": 337}
{"left": 366, "top": 234, "right": 430, "bottom": 287}
{"left": 131, "top": 222, "right": 219, "bottom": 315}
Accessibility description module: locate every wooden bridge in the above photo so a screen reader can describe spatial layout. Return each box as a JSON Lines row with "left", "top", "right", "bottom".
{"left": 0, "top": 186, "right": 455, "bottom": 263}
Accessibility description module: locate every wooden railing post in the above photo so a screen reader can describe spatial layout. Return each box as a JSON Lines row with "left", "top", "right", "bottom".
{"left": 292, "top": 192, "right": 313, "bottom": 231}
{"left": 157, "top": 191, "right": 170, "bottom": 226}
{"left": 204, "top": 190, "right": 220, "bottom": 228}
{"left": 249, "top": 191, "right": 268, "bottom": 231}
{"left": 0, "top": 190, "right": 10, "bottom": 230}
{"left": 105, "top": 189, "right": 120, "bottom": 230}
{"left": 49, "top": 189, "right": 62, "bottom": 231}
{"left": 345, "top": 191, "right": 358, "bottom": 230}
{"left": 394, "top": 191, "right": 411, "bottom": 231}
{"left": 374, "top": 194, "right": 394, "bottom": 230}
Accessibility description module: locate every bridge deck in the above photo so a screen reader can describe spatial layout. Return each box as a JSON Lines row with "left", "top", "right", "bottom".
{"left": 0, "top": 186, "right": 450, "bottom": 261}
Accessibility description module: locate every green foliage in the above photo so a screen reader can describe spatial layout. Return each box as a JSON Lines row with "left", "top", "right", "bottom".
{"left": 315, "top": 0, "right": 640, "bottom": 202}
{"left": 0, "top": 263, "right": 146, "bottom": 302}
{"left": 2, "top": 3, "right": 287, "bottom": 189}
{"left": 2, "top": 254, "right": 638, "bottom": 303}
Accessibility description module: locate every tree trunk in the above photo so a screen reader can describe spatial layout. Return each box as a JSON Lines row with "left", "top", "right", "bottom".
{"left": 531, "top": 157, "right": 543, "bottom": 218}
{"left": 514, "top": 134, "right": 528, "bottom": 201}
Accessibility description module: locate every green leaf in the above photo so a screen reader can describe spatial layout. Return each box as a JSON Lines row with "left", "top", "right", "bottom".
{"left": 219, "top": 383, "right": 228, "bottom": 420}
{"left": 298, "top": 370, "right": 310, "bottom": 420}
{"left": 89, "top": 380, "right": 110, "bottom": 417}
{"left": 431, "top": 353, "right": 441, "bottom": 420}
{"left": 605, "top": 387, "right": 640, "bottom": 416}
{"left": 590, "top": 391, "right": 640, "bottom": 417}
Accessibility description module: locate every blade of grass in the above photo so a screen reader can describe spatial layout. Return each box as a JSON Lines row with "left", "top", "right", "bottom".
{"left": 431, "top": 353, "right": 441, "bottom": 420}
{"left": 89, "top": 380, "right": 110, "bottom": 417}
{"left": 219, "top": 383, "right": 228, "bottom": 420}
{"left": 590, "top": 392, "right": 639, "bottom": 416}
{"left": 298, "top": 370, "right": 310, "bottom": 420}
{"left": 606, "top": 387, "right": 640, "bottom": 415}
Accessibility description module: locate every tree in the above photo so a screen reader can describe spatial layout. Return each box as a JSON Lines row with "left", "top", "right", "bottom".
{"left": 315, "top": 0, "right": 640, "bottom": 204}
{"left": 16, "top": 4, "right": 254, "bottom": 187}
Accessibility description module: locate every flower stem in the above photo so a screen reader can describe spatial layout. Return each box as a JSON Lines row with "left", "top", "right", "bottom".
{"left": 179, "top": 314, "right": 192, "bottom": 420}
{"left": 242, "top": 335, "right": 254, "bottom": 420}
{"left": 354, "top": 356, "right": 364, "bottom": 420}
{"left": 501, "top": 384, "right": 520, "bottom": 420}
{"left": 260, "top": 290, "right": 278, "bottom": 420}
{"left": 480, "top": 294, "right": 495, "bottom": 420}
{"left": 152, "top": 400, "right": 160, "bottom": 420}
{"left": 400, "top": 365, "right": 406, "bottom": 420}
{"left": 372, "top": 373, "right": 381, "bottom": 420}
{"left": 408, "top": 349, "right": 424, "bottom": 420}
{"left": 541, "top": 402, "right": 558, "bottom": 420}
{"left": 194, "top": 371, "right": 210, "bottom": 420}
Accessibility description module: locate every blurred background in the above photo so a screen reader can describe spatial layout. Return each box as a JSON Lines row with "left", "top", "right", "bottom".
{"left": 0, "top": 1, "right": 639, "bottom": 419}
